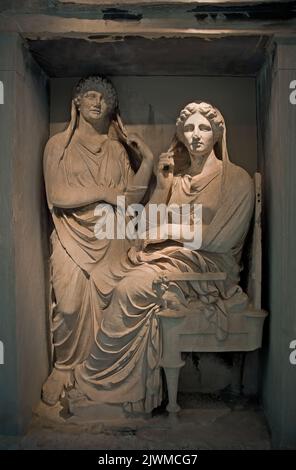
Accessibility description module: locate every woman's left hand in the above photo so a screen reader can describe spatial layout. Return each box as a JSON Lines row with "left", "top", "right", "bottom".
{"left": 126, "top": 133, "right": 154, "bottom": 162}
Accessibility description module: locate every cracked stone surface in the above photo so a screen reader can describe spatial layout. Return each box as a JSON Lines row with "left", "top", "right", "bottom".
{"left": 0, "top": 393, "right": 271, "bottom": 450}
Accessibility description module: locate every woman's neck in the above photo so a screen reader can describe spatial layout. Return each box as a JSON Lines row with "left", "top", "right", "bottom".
{"left": 77, "top": 114, "right": 110, "bottom": 143}
{"left": 187, "top": 150, "right": 218, "bottom": 177}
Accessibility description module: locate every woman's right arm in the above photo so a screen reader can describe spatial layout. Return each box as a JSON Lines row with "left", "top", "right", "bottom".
{"left": 147, "top": 152, "right": 174, "bottom": 206}
{"left": 47, "top": 182, "right": 118, "bottom": 209}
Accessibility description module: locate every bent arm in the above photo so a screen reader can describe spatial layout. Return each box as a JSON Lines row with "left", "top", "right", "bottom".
{"left": 120, "top": 135, "right": 155, "bottom": 205}
{"left": 125, "top": 159, "right": 154, "bottom": 205}
{"left": 47, "top": 181, "right": 106, "bottom": 209}
{"left": 142, "top": 223, "right": 200, "bottom": 249}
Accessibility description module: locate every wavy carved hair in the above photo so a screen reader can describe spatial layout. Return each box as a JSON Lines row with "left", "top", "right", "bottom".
{"left": 73, "top": 76, "right": 118, "bottom": 116}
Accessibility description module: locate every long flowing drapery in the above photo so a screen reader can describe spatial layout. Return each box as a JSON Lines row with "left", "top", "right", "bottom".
{"left": 44, "top": 129, "right": 134, "bottom": 370}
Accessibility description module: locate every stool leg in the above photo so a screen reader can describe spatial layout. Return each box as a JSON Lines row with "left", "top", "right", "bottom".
{"left": 164, "top": 365, "right": 183, "bottom": 413}
{"left": 157, "top": 314, "right": 185, "bottom": 413}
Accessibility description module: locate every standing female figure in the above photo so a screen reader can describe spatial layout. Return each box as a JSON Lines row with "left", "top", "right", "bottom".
{"left": 42, "top": 76, "right": 154, "bottom": 405}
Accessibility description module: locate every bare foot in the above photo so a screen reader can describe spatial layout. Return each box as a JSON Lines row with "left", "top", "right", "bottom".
{"left": 42, "top": 368, "right": 74, "bottom": 406}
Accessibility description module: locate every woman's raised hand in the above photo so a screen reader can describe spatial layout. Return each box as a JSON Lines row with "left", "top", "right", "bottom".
{"left": 156, "top": 152, "right": 175, "bottom": 190}
{"left": 126, "top": 133, "right": 154, "bottom": 162}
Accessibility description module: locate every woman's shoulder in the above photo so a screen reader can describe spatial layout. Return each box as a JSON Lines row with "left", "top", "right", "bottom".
{"left": 44, "top": 131, "right": 68, "bottom": 156}
{"left": 227, "top": 162, "right": 253, "bottom": 191}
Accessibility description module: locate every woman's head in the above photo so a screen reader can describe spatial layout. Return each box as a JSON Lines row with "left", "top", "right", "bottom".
{"left": 73, "top": 76, "right": 118, "bottom": 124}
{"left": 167, "top": 101, "right": 228, "bottom": 174}
{"left": 175, "top": 102, "right": 225, "bottom": 158}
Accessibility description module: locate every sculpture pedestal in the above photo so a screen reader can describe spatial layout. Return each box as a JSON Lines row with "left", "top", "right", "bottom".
{"left": 67, "top": 392, "right": 153, "bottom": 423}
{"left": 68, "top": 395, "right": 126, "bottom": 422}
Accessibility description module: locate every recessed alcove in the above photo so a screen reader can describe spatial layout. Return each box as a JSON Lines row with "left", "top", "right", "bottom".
{"left": 1, "top": 31, "right": 269, "bottom": 428}
{"left": 35, "top": 34, "right": 265, "bottom": 403}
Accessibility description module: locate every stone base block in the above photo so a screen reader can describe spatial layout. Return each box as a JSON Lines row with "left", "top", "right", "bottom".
{"left": 68, "top": 395, "right": 126, "bottom": 422}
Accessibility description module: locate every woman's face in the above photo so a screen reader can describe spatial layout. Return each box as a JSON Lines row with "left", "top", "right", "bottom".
{"left": 182, "top": 111, "right": 214, "bottom": 158}
{"left": 79, "top": 90, "right": 110, "bottom": 124}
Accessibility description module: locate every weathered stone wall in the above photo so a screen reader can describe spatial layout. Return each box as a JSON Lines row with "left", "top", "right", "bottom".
{"left": 257, "top": 39, "right": 296, "bottom": 449}
{"left": 0, "top": 33, "right": 49, "bottom": 434}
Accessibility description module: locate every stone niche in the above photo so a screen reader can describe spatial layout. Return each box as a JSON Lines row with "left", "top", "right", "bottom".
{"left": 41, "top": 34, "right": 261, "bottom": 399}
{"left": 0, "top": 24, "right": 295, "bottom": 448}
{"left": 0, "top": 32, "right": 259, "bottom": 425}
